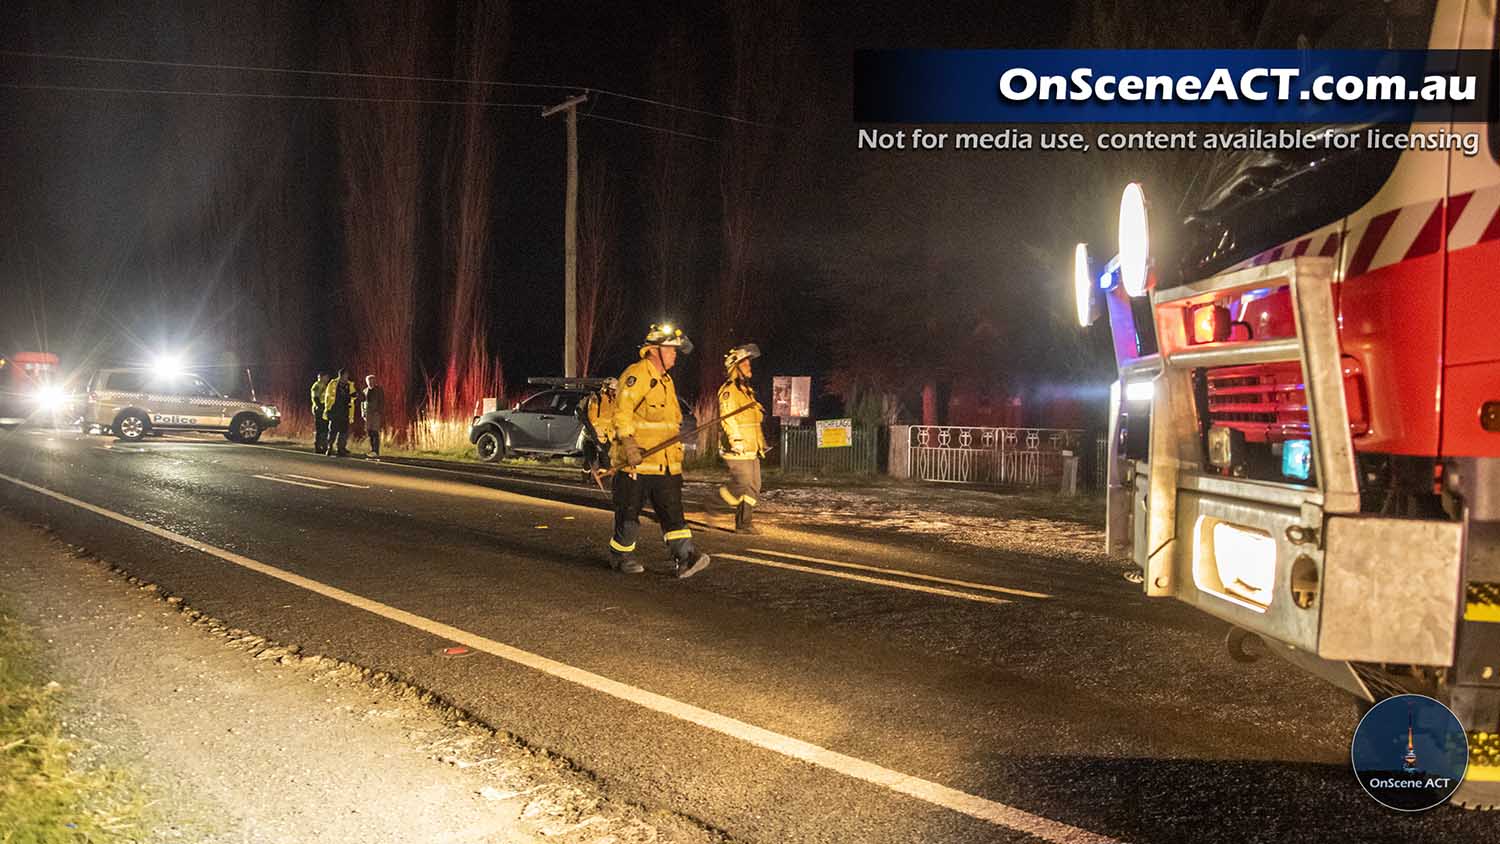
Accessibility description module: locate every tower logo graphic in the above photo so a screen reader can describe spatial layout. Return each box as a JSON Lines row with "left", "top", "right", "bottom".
{"left": 1402, "top": 701, "right": 1420, "bottom": 774}
{"left": 1351, "top": 694, "right": 1468, "bottom": 811}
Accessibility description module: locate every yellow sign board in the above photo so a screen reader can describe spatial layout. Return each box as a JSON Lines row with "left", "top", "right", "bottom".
{"left": 816, "top": 418, "right": 852, "bottom": 448}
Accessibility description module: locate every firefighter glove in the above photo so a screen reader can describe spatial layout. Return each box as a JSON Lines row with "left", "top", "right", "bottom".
{"left": 621, "top": 436, "right": 645, "bottom": 467}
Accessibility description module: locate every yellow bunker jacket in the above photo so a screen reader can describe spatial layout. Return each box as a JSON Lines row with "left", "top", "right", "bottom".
{"left": 310, "top": 380, "right": 327, "bottom": 411}
{"left": 718, "top": 376, "right": 765, "bottom": 460}
{"left": 584, "top": 390, "right": 617, "bottom": 445}
{"left": 323, "top": 378, "right": 358, "bottom": 424}
{"left": 611, "top": 358, "right": 683, "bottom": 475}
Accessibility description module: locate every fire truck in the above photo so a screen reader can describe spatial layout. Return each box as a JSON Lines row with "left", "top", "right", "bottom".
{"left": 1076, "top": 0, "right": 1499, "bottom": 806}
{"left": 0, "top": 351, "right": 64, "bottom": 427}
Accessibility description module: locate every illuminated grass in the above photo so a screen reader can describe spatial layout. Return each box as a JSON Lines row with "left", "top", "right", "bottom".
{"left": 0, "top": 607, "right": 146, "bottom": 843}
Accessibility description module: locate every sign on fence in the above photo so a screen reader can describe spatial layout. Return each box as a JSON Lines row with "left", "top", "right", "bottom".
{"left": 772, "top": 376, "right": 811, "bottom": 419}
{"left": 815, "top": 418, "right": 852, "bottom": 448}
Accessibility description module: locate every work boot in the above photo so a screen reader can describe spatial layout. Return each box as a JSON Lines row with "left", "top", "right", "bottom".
{"left": 735, "top": 502, "right": 760, "bottom": 534}
{"left": 675, "top": 553, "right": 711, "bottom": 579}
{"left": 610, "top": 554, "right": 644, "bottom": 575}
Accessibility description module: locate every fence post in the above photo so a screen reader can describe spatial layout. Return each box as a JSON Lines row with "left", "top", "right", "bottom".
{"left": 1060, "top": 450, "right": 1079, "bottom": 496}
{"left": 888, "top": 425, "right": 910, "bottom": 478}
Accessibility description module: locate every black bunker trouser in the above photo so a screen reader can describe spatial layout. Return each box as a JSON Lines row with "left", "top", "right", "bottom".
{"left": 328, "top": 414, "right": 350, "bottom": 455}
{"left": 610, "top": 471, "right": 695, "bottom": 565}
{"left": 313, "top": 407, "right": 329, "bottom": 453}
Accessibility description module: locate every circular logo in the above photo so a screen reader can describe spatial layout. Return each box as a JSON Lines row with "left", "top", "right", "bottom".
{"left": 1351, "top": 693, "right": 1468, "bottom": 811}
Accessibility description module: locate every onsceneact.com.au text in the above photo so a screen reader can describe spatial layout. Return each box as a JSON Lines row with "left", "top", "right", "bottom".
{"left": 998, "top": 67, "right": 1476, "bottom": 103}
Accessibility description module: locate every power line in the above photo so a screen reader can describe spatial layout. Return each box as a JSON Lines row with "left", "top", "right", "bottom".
{"left": 2, "top": 80, "right": 725, "bottom": 142}
{"left": 1, "top": 80, "right": 544, "bottom": 109}
{"left": 0, "top": 47, "right": 784, "bottom": 130}
{"left": 581, "top": 112, "right": 718, "bottom": 143}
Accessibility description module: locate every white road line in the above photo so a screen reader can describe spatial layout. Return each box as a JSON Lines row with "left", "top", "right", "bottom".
{"left": 719, "top": 553, "right": 1010, "bottom": 605}
{"left": 748, "top": 548, "right": 1051, "bottom": 600}
{"left": 0, "top": 471, "right": 1118, "bottom": 844}
{"left": 282, "top": 473, "right": 371, "bottom": 490}
{"left": 252, "top": 474, "right": 331, "bottom": 490}
{"left": 238, "top": 443, "right": 600, "bottom": 495}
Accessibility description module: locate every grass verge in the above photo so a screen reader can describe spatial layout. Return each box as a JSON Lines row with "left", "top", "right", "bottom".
{"left": 0, "top": 603, "right": 145, "bottom": 843}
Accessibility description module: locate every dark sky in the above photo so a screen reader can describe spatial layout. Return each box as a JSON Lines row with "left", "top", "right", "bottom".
{"left": 0, "top": 0, "right": 1115, "bottom": 416}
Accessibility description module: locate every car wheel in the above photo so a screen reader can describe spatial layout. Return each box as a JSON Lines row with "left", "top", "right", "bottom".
{"left": 230, "top": 414, "right": 263, "bottom": 443}
{"left": 476, "top": 429, "right": 505, "bottom": 463}
{"left": 115, "top": 411, "right": 149, "bottom": 442}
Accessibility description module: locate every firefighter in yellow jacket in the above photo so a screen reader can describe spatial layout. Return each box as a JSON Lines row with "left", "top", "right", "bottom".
{"left": 322, "top": 368, "right": 358, "bottom": 458}
{"left": 581, "top": 377, "right": 618, "bottom": 471}
{"left": 718, "top": 344, "right": 766, "bottom": 533}
{"left": 607, "top": 325, "right": 711, "bottom": 578}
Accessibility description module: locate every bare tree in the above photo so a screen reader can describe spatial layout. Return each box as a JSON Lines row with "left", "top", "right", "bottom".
{"left": 576, "top": 159, "right": 623, "bottom": 376}
{"left": 439, "top": 0, "right": 509, "bottom": 417}
{"left": 643, "top": 24, "right": 706, "bottom": 318}
{"left": 335, "top": 0, "right": 430, "bottom": 438}
{"left": 700, "top": 0, "right": 802, "bottom": 393}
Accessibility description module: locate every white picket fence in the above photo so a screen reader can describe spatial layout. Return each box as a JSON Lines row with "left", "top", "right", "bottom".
{"left": 888, "top": 425, "right": 1084, "bottom": 487}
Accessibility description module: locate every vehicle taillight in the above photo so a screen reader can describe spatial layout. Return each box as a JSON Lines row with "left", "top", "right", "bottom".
{"left": 1342, "top": 355, "right": 1370, "bottom": 437}
{"left": 1190, "top": 304, "right": 1231, "bottom": 344}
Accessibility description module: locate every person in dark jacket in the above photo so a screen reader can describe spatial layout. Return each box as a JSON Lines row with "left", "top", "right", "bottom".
{"left": 361, "top": 374, "right": 385, "bottom": 458}
{"left": 310, "top": 371, "right": 330, "bottom": 454}
{"left": 322, "top": 369, "right": 357, "bottom": 457}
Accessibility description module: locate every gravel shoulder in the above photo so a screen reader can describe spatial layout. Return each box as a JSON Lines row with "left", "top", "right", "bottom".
{"left": 0, "top": 510, "right": 713, "bottom": 844}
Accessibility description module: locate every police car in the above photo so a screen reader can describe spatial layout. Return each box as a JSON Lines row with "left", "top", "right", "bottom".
{"left": 83, "top": 368, "right": 281, "bottom": 443}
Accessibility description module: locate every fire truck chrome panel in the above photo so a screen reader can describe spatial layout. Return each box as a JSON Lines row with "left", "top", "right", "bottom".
{"left": 1319, "top": 517, "right": 1463, "bottom": 665}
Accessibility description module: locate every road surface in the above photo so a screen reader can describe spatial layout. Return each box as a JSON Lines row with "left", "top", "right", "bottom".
{"left": 0, "top": 428, "right": 1492, "bottom": 843}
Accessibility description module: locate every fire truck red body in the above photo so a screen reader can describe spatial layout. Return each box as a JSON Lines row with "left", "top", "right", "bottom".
{"left": 1083, "top": 0, "right": 1500, "bottom": 806}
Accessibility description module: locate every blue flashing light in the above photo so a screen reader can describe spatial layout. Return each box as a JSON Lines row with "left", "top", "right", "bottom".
{"left": 1282, "top": 439, "right": 1312, "bottom": 481}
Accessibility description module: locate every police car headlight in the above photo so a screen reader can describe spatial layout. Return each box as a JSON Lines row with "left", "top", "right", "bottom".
{"left": 1118, "top": 182, "right": 1150, "bottom": 298}
{"left": 262, "top": 405, "right": 280, "bottom": 418}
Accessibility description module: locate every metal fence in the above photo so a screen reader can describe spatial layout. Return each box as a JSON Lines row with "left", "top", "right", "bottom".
{"left": 889, "top": 425, "right": 1085, "bottom": 488}
{"left": 779, "top": 425, "right": 880, "bottom": 474}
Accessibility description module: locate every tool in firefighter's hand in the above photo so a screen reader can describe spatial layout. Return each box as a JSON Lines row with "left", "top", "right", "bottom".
{"left": 589, "top": 402, "right": 758, "bottom": 490}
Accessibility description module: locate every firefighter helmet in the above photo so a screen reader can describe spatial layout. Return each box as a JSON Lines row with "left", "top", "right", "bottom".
{"left": 723, "top": 343, "right": 761, "bottom": 373}
{"left": 641, "top": 323, "right": 694, "bottom": 355}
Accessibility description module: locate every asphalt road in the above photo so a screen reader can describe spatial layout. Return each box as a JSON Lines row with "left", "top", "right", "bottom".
{"left": 1, "top": 428, "right": 1494, "bottom": 843}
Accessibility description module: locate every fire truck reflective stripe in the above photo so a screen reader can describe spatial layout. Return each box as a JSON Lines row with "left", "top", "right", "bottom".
{"left": 1344, "top": 209, "right": 1401, "bottom": 278}
{"left": 1464, "top": 582, "right": 1500, "bottom": 623}
{"left": 1319, "top": 232, "right": 1340, "bottom": 257}
{"left": 1226, "top": 184, "right": 1500, "bottom": 280}
{"left": 1446, "top": 187, "right": 1500, "bottom": 249}
{"left": 1443, "top": 190, "right": 1475, "bottom": 237}
{"left": 1400, "top": 201, "right": 1447, "bottom": 262}
{"left": 1369, "top": 202, "right": 1436, "bottom": 271}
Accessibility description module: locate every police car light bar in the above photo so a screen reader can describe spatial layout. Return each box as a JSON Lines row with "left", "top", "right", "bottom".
{"left": 526, "top": 376, "right": 611, "bottom": 389}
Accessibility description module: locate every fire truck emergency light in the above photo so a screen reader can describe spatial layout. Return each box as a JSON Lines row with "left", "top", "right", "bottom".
{"left": 1118, "top": 182, "right": 1150, "bottom": 297}
{"left": 1190, "top": 303, "right": 1231, "bottom": 344}
{"left": 1074, "top": 242, "right": 1099, "bottom": 327}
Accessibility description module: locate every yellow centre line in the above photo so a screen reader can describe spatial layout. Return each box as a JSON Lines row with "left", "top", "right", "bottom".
{"left": 747, "top": 548, "right": 1051, "bottom": 599}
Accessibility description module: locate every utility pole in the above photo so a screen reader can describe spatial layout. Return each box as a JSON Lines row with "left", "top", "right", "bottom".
{"left": 543, "top": 93, "right": 588, "bottom": 377}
